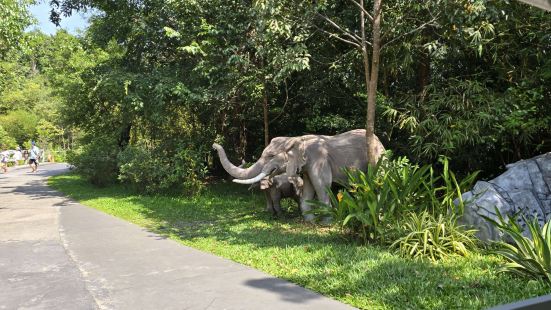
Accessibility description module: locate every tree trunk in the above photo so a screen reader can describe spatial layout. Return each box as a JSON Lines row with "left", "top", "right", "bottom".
{"left": 360, "top": 0, "right": 371, "bottom": 110}
{"left": 263, "top": 83, "right": 269, "bottom": 147}
{"left": 239, "top": 119, "right": 247, "bottom": 160}
{"left": 418, "top": 50, "right": 429, "bottom": 92}
{"left": 118, "top": 125, "right": 131, "bottom": 148}
{"left": 30, "top": 57, "right": 38, "bottom": 76}
{"left": 61, "top": 127, "right": 66, "bottom": 150}
{"left": 365, "top": 0, "right": 383, "bottom": 166}
{"left": 360, "top": 0, "right": 372, "bottom": 164}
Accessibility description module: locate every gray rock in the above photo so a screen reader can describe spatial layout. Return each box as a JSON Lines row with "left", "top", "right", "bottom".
{"left": 458, "top": 152, "right": 551, "bottom": 241}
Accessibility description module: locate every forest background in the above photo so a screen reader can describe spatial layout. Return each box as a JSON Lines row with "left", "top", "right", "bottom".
{"left": 1, "top": 0, "right": 549, "bottom": 193}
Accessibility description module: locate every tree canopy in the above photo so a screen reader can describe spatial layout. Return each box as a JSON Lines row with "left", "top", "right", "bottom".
{"left": 1, "top": 0, "right": 549, "bottom": 189}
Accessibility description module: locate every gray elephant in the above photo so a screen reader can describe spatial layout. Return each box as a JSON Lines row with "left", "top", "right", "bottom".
{"left": 217, "top": 129, "right": 385, "bottom": 221}
{"left": 212, "top": 144, "right": 300, "bottom": 216}
{"left": 260, "top": 173, "right": 301, "bottom": 216}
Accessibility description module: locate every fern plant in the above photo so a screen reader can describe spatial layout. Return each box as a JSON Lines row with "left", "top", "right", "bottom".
{"left": 391, "top": 211, "right": 477, "bottom": 262}
{"left": 483, "top": 210, "right": 551, "bottom": 284}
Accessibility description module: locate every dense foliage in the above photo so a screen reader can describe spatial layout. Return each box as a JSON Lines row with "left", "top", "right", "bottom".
{"left": 312, "top": 155, "right": 479, "bottom": 259}
{"left": 38, "top": 0, "right": 549, "bottom": 185}
{"left": 0, "top": 0, "right": 33, "bottom": 58}
{"left": 312, "top": 156, "right": 435, "bottom": 243}
{"left": 67, "top": 135, "right": 119, "bottom": 186}
{"left": 0, "top": 30, "right": 84, "bottom": 160}
{"left": 485, "top": 210, "right": 551, "bottom": 284}
{"left": 0, "top": 124, "right": 16, "bottom": 148}
{"left": 117, "top": 144, "right": 206, "bottom": 194}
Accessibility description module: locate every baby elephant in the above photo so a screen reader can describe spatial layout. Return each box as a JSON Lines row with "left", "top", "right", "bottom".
{"left": 260, "top": 174, "right": 301, "bottom": 216}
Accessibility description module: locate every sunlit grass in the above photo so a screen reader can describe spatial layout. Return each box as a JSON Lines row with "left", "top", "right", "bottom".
{"left": 49, "top": 173, "right": 551, "bottom": 309}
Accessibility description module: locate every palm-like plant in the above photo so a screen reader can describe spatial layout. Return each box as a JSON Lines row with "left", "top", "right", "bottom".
{"left": 309, "top": 156, "right": 433, "bottom": 243}
{"left": 484, "top": 210, "right": 551, "bottom": 284}
{"left": 391, "top": 211, "right": 477, "bottom": 262}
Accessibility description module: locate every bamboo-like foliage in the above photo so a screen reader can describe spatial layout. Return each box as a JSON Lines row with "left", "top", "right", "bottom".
{"left": 483, "top": 210, "right": 551, "bottom": 284}
{"left": 391, "top": 211, "right": 477, "bottom": 262}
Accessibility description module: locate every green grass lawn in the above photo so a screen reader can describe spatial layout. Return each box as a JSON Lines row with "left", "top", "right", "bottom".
{"left": 49, "top": 174, "right": 550, "bottom": 309}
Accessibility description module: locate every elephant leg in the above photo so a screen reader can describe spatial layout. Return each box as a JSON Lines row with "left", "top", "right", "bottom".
{"left": 271, "top": 189, "right": 283, "bottom": 216}
{"left": 309, "top": 169, "right": 332, "bottom": 224}
{"left": 264, "top": 191, "right": 275, "bottom": 215}
{"left": 309, "top": 172, "right": 331, "bottom": 206}
{"left": 299, "top": 174, "right": 316, "bottom": 222}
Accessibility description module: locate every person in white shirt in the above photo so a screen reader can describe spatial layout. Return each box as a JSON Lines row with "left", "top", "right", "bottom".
{"left": 29, "top": 141, "right": 40, "bottom": 173}
{"left": 14, "top": 147, "right": 22, "bottom": 165}
{"left": 0, "top": 151, "right": 8, "bottom": 173}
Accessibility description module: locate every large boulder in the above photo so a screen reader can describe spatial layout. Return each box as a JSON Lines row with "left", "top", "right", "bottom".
{"left": 458, "top": 152, "right": 551, "bottom": 241}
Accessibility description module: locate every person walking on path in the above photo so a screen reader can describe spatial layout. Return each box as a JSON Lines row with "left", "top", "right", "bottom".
{"left": 0, "top": 150, "right": 8, "bottom": 173}
{"left": 14, "top": 146, "right": 22, "bottom": 165}
{"left": 29, "top": 141, "right": 40, "bottom": 173}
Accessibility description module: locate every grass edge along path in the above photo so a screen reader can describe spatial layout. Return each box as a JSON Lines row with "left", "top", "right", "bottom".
{"left": 49, "top": 174, "right": 551, "bottom": 310}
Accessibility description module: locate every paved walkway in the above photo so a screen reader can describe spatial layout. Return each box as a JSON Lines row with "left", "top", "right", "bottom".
{"left": 0, "top": 164, "right": 354, "bottom": 309}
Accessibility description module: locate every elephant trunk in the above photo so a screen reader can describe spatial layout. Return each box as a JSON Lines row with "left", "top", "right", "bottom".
{"left": 212, "top": 143, "right": 264, "bottom": 179}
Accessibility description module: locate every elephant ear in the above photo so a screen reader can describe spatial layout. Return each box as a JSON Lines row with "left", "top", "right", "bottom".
{"left": 284, "top": 138, "right": 307, "bottom": 193}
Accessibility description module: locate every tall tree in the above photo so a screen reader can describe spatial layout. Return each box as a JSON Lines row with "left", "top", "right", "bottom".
{"left": 0, "top": 0, "right": 33, "bottom": 58}
{"left": 364, "top": 0, "right": 382, "bottom": 166}
{"left": 315, "top": 0, "right": 436, "bottom": 164}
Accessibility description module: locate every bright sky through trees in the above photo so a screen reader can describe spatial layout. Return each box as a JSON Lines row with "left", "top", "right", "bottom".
{"left": 27, "top": 1, "right": 90, "bottom": 35}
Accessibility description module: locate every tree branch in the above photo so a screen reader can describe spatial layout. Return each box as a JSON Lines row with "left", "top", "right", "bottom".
{"left": 382, "top": 17, "right": 439, "bottom": 49}
{"left": 317, "top": 27, "right": 362, "bottom": 48}
{"left": 316, "top": 13, "right": 362, "bottom": 45}
{"left": 270, "top": 80, "right": 292, "bottom": 124}
{"left": 348, "top": 0, "right": 373, "bottom": 22}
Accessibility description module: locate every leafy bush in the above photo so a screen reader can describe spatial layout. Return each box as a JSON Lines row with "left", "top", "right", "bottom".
{"left": 431, "top": 156, "right": 479, "bottom": 215}
{"left": 0, "top": 125, "right": 17, "bottom": 149}
{"left": 312, "top": 155, "right": 478, "bottom": 245}
{"left": 311, "top": 155, "right": 432, "bottom": 243}
{"left": 67, "top": 136, "right": 119, "bottom": 187}
{"left": 484, "top": 210, "right": 551, "bottom": 284}
{"left": 0, "top": 110, "right": 39, "bottom": 145}
{"left": 173, "top": 147, "right": 207, "bottom": 195}
{"left": 391, "top": 211, "right": 477, "bottom": 261}
{"left": 383, "top": 80, "right": 551, "bottom": 177}
{"left": 117, "top": 144, "right": 206, "bottom": 195}
{"left": 50, "top": 148, "right": 68, "bottom": 162}
{"left": 117, "top": 145, "right": 172, "bottom": 194}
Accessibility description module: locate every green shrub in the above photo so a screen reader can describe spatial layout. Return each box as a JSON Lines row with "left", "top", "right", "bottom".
{"left": 117, "top": 144, "right": 206, "bottom": 195}
{"left": 484, "top": 210, "right": 551, "bottom": 284}
{"left": 0, "top": 125, "right": 17, "bottom": 149}
{"left": 311, "top": 155, "right": 432, "bottom": 243}
{"left": 173, "top": 147, "right": 207, "bottom": 195}
{"left": 391, "top": 211, "right": 477, "bottom": 261}
{"left": 432, "top": 156, "right": 479, "bottom": 215}
{"left": 67, "top": 136, "right": 119, "bottom": 187}
{"left": 51, "top": 148, "right": 68, "bottom": 162}
{"left": 311, "top": 155, "right": 478, "bottom": 245}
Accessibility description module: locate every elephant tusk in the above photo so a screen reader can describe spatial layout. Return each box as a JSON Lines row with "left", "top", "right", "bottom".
{"left": 233, "top": 172, "right": 268, "bottom": 185}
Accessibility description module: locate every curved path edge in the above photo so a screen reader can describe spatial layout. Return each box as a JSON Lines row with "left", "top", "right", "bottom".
{"left": 0, "top": 164, "right": 354, "bottom": 310}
